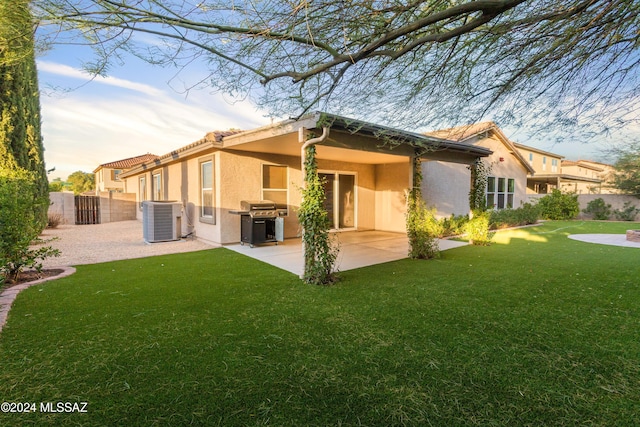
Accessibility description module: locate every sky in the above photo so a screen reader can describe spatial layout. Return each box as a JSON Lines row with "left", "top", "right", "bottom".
{"left": 37, "top": 38, "right": 618, "bottom": 181}
{"left": 37, "top": 44, "right": 272, "bottom": 181}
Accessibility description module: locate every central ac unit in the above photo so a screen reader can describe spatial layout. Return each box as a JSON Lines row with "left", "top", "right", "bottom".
{"left": 142, "top": 201, "right": 182, "bottom": 243}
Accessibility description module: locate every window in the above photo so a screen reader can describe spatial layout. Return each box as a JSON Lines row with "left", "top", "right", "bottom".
{"left": 139, "top": 176, "right": 147, "bottom": 209}
{"left": 528, "top": 153, "right": 533, "bottom": 164}
{"left": 487, "top": 177, "right": 496, "bottom": 209}
{"left": 542, "top": 156, "right": 547, "bottom": 171}
{"left": 551, "top": 159, "right": 558, "bottom": 173}
{"left": 111, "top": 169, "right": 123, "bottom": 181}
{"left": 200, "top": 160, "right": 214, "bottom": 222}
{"left": 262, "top": 164, "right": 288, "bottom": 212}
{"left": 152, "top": 172, "right": 163, "bottom": 201}
{"left": 487, "top": 176, "right": 515, "bottom": 209}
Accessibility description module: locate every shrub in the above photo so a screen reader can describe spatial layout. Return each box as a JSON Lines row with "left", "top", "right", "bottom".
{"left": 465, "top": 210, "right": 494, "bottom": 246}
{"left": 614, "top": 201, "right": 640, "bottom": 221}
{"left": 489, "top": 203, "right": 540, "bottom": 229}
{"left": 0, "top": 168, "right": 60, "bottom": 285}
{"left": 440, "top": 214, "right": 469, "bottom": 237}
{"left": 536, "top": 190, "right": 580, "bottom": 220}
{"left": 406, "top": 196, "right": 442, "bottom": 259}
{"left": 582, "top": 198, "right": 612, "bottom": 220}
{"left": 47, "top": 212, "right": 64, "bottom": 229}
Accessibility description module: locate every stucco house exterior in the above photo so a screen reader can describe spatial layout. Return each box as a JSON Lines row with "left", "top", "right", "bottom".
{"left": 119, "top": 112, "right": 491, "bottom": 245}
{"left": 94, "top": 153, "right": 159, "bottom": 194}
{"left": 421, "top": 122, "right": 534, "bottom": 218}
{"left": 512, "top": 144, "right": 605, "bottom": 194}
{"left": 560, "top": 160, "right": 618, "bottom": 194}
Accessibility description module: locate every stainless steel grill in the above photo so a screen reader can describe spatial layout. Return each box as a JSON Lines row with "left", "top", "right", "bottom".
{"left": 231, "top": 200, "right": 284, "bottom": 247}
{"left": 240, "top": 200, "right": 278, "bottom": 218}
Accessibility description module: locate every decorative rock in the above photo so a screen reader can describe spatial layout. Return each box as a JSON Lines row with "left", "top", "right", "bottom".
{"left": 626, "top": 230, "right": 640, "bottom": 243}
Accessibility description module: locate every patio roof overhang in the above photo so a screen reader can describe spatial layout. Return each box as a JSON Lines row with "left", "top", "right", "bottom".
{"left": 223, "top": 112, "right": 491, "bottom": 165}
{"left": 529, "top": 174, "right": 601, "bottom": 185}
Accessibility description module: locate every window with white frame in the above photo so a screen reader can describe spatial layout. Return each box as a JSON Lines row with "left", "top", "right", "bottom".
{"left": 262, "top": 164, "right": 288, "bottom": 212}
{"left": 200, "top": 160, "right": 214, "bottom": 222}
{"left": 542, "top": 156, "right": 547, "bottom": 171}
{"left": 528, "top": 153, "right": 533, "bottom": 165}
{"left": 139, "top": 176, "right": 147, "bottom": 209}
{"left": 152, "top": 172, "right": 163, "bottom": 201}
{"left": 551, "top": 159, "right": 558, "bottom": 172}
{"left": 487, "top": 176, "right": 515, "bottom": 209}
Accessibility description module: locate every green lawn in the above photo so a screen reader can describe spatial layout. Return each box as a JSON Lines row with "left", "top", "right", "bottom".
{"left": 1, "top": 221, "right": 639, "bottom": 426}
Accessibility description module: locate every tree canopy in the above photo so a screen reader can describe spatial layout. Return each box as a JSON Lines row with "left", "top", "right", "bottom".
{"left": 34, "top": 0, "right": 640, "bottom": 138}
{"left": 66, "top": 170, "right": 94, "bottom": 194}
{"left": 1, "top": 0, "right": 49, "bottom": 226}
{"left": 613, "top": 142, "right": 640, "bottom": 196}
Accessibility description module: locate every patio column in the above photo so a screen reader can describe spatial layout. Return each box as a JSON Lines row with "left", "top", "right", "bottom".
{"left": 298, "top": 126, "right": 331, "bottom": 281}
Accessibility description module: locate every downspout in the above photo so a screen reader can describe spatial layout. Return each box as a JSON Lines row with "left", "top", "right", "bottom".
{"left": 299, "top": 127, "right": 330, "bottom": 181}
{"left": 299, "top": 126, "right": 330, "bottom": 279}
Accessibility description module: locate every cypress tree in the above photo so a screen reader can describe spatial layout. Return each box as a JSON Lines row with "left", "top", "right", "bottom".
{"left": 0, "top": 0, "right": 49, "bottom": 227}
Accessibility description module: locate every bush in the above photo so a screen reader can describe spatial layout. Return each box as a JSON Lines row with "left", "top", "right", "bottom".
{"left": 465, "top": 210, "right": 494, "bottom": 246}
{"left": 582, "top": 198, "right": 612, "bottom": 220}
{"left": 440, "top": 214, "right": 468, "bottom": 237}
{"left": 489, "top": 203, "right": 540, "bottom": 229}
{"left": 406, "top": 196, "right": 442, "bottom": 259}
{"left": 614, "top": 201, "right": 640, "bottom": 221}
{"left": 47, "top": 212, "right": 64, "bottom": 229}
{"left": 0, "top": 168, "right": 60, "bottom": 285}
{"left": 536, "top": 190, "right": 580, "bottom": 220}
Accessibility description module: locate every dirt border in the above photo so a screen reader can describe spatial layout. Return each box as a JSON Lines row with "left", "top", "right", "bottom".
{"left": 0, "top": 266, "right": 76, "bottom": 334}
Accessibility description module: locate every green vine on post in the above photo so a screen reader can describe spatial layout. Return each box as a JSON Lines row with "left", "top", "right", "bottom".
{"left": 466, "top": 158, "right": 494, "bottom": 245}
{"left": 298, "top": 144, "right": 338, "bottom": 285}
{"left": 406, "top": 154, "right": 441, "bottom": 259}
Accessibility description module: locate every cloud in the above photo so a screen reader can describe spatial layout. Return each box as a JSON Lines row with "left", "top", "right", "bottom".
{"left": 37, "top": 60, "right": 165, "bottom": 97}
{"left": 40, "top": 82, "right": 269, "bottom": 179}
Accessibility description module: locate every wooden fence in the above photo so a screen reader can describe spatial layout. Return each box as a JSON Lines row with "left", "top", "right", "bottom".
{"left": 75, "top": 195, "right": 100, "bottom": 225}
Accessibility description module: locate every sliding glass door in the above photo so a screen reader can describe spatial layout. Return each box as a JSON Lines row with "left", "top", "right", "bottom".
{"left": 319, "top": 172, "right": 356, "bottom": 230}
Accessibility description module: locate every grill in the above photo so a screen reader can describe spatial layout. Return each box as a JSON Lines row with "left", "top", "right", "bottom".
{"left": 231, "top": 200, "right": 284, "bottom": 247}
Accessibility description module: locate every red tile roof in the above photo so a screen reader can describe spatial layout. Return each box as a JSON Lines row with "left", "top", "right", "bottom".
{"left": 94, "top": 153, "right": 159, "bottom": 172}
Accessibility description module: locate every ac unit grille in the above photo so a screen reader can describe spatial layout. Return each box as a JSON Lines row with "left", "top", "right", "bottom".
{"left": 143, "top": 201, "right": 182, "bottom": 243}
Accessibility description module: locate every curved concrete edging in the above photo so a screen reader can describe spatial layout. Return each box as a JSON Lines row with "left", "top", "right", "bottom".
{"left": 0, "top": 266, "right": 76, "bottom": 334}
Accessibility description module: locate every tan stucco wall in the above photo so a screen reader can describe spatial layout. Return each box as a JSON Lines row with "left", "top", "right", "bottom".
{"left": 421, "top": 161, "right": 471, "bottom": 218}
{"left": 374, "top": 162, "right": 410, "bottom": 232}
{"left": 516, "top": 147, "right": 562, "bottom": 174}
{"left": 123, "top": 146, "right": 414, "bottom": 244}
{"left": 422, "top": 134, "right": 529, "bottom": 217}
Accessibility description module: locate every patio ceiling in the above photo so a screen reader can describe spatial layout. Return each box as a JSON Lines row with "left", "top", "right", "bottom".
{"left": 223, "top": 112, "right": 491, "bottom": 165}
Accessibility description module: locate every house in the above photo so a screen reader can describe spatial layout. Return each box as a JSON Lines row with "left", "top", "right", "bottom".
{"left": 512, "top": 144, "right": 604, "bottom": 194}
{"left": 561, "top": 160, "right": 618, "bottom": 194}
{"left": 118, "top": 112, "right": 491, "bottom": 245}
{"left": 94, "top": 153, "right": 159, "bottom": 194}
{"left": 422, "top": 122, "right": 535, "bottom": 217}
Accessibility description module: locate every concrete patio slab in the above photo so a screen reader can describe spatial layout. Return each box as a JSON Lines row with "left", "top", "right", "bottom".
{"left": 568, "top": 234, "right": 640, "bottom": 248}
{"left": 226, "top": 231, "right": 468, "bottom": 275}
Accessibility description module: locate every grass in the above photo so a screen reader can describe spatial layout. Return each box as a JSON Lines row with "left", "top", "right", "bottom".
{"left": 1, "top": 220, "right": 639, "bottom": 426}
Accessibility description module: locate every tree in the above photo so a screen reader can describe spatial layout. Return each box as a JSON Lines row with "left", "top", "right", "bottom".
{"left": 613, "top": 142, "right": 640, "bottom": 196}
{"left": 34, "top": 0, "right": 640, "bottom": 138}
{"left": 67, "top": 170, "right": 95, "bottom": 194}
{"left": 1, "top": 0, "right": 49, "bottom": 227}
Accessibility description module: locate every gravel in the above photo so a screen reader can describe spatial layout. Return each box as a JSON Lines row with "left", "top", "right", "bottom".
{"left": 39, "top": 220, "right": 216, "bottom": 268}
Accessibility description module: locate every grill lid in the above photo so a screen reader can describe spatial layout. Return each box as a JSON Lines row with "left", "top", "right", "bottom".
{"left": 240, "top": 200, "right": 277, "bottom": 211}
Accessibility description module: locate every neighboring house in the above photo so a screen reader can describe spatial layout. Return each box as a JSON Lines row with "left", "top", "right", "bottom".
{"left": 119, "top": 112, "right": 491, "bottom": 245}
{"left": 422, "top": 122, "right": 534, "bottom": 217}
{"left": 94, "top": 153, "right": 159, "bottom": 194}
{"left": 513, "top": 143, "right": 604, "bottom": 194}
{"left": 563, "top": 160, "right": 619, "bottom": 194}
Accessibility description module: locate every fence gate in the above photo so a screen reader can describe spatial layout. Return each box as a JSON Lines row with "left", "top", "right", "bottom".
{"left": 75, "top": 196, "right": 100, "bottom": 224}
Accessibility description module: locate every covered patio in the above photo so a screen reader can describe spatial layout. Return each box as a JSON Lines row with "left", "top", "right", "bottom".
{"left": 226, "top": 230, "right": 468, "bottom": 275}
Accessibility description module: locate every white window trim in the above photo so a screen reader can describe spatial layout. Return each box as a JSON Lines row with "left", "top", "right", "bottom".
{"left": 261, "top": 163, "right": 289, "bottom": 215}
{"left": 200, "top": 158, "right": 215, "bottom": 224}
{"left": 152, "top": 171, "right": 163, "bottom": 201}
